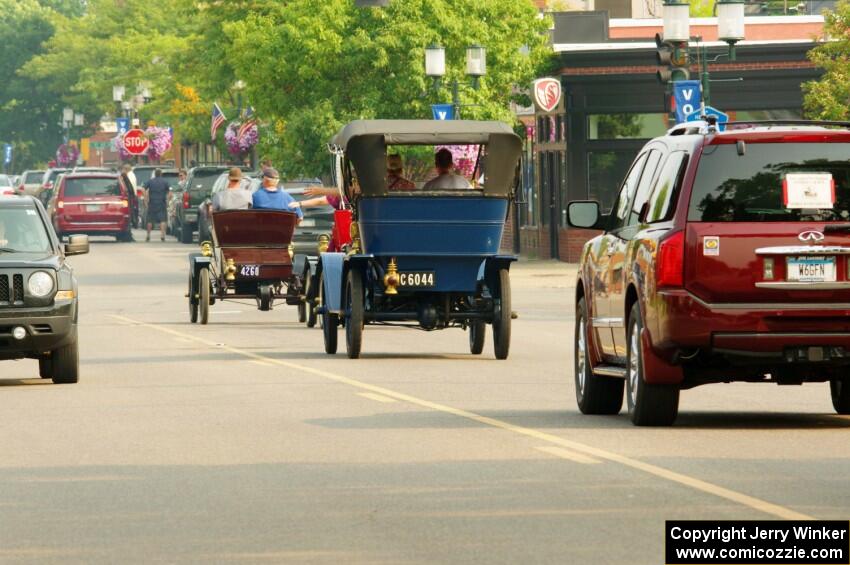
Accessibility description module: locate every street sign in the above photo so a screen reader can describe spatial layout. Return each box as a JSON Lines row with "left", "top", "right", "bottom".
{"left": 3, "top": 144, "right": 11, "bottom": 165}
{"left": 116, "top": 118, "right": 130, "bottom": 136}
{"left": 122, "top": 129, "right": 149, "bottom": 155}
{"left": 431, "top": 104, "right": 455, "bottom": 121}
{"left": 686, "top": 106, "right": 729, "bottom": 131}
{"left": 532, "top": 78, "right": 562, "bottom": 113}
{"left": 672, "top": 80, "right": 702, "bottom": 124}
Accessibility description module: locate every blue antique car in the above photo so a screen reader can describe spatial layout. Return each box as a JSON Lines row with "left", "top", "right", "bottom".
{"left": 314, "top": 120, "right": 522, "bottom": 359}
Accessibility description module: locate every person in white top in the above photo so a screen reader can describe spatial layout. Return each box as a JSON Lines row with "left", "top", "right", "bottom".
{"left": 422, "top": 148, "right": 471, "bottom": 190}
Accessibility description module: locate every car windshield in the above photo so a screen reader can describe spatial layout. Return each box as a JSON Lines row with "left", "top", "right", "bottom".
{"left": 64, "top": 178, "right": 124, "bottom": 197}
{"left": 23, "top": 171, "right": 44, "bottom": 184}
{"left": 0, "top": 176, "right": 10, "bottom": 187}
{"left": 688, "top": 142, "right": 850, "bottom": 222}
{"left": 0, "top": 207, "right": 51, "bottom": 253}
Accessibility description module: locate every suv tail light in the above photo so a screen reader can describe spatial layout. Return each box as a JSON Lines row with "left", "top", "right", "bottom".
{"left": 657, "top": 230, "right": 684, "bottom": 288}
{"left": 182, "top": 191, "right": 190, "bottom": 209}
{"left": 43, "top": 181, "right": 53, "bottom": 191}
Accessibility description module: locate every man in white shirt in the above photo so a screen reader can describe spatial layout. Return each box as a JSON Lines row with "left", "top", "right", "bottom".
{"left": 423, "top": 148, "right": 472, "bottom": 190}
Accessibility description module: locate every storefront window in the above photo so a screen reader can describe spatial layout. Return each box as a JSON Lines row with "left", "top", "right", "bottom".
{"left": 587, "top": 113, "right": 668, "bottom": 140}
{"left": 728, "top": 109, "right": 803, "bottom": 121}
{"left": 588, "top": 150, "right": 636, "bottom": 213}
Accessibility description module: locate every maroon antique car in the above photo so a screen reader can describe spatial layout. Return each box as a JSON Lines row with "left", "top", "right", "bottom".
{"left": 187, "top": 209, "right": 306, "bottom": 324}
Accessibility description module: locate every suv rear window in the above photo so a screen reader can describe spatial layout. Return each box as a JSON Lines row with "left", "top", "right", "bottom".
{"left": 64, "top": 178, "right": 124, "bottom": 197}
{"left": 688, "top": 142, "right": 850, "bottom": 222}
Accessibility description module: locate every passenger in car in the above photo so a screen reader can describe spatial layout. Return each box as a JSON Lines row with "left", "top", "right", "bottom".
{"left": 422, "top": 149, "right": 471, "bottom": 190}
{"left": 386, "top": 154, "right": 415, "bottom": 191}
{"left": 212, "top": 168, "right": 253, "bottom": 211}
{"left": 252, "top": 168, "right": 304, "bottom": 222}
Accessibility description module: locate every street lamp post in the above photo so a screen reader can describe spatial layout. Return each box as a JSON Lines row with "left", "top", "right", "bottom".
{"left": 233, "top": 80, "right": 246, "bottom": 118}
{"left": 424, "top": 44, "right": 487, "bottom": 119}
{"left": 62, "top": 107, "right": 74, "bottom": 144}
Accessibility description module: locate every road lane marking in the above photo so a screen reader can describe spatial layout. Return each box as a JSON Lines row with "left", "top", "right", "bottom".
{"left": 109, "top": 314, "right": 814, "bottom": 521}
{"left": 358, "top": 392, "right": 398, "bottom": 403}
{"left": 535, "top": 445, "right": 601, "bottom": 465}
{"left": 250, "top": 360, "right": 273, "bottom": 368}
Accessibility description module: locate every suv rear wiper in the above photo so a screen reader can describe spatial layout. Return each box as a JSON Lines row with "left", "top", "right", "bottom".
{"left": 823, "top": 224, "right": 850, "bottom": 233}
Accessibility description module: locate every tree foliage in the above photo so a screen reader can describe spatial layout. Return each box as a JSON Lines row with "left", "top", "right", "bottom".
{"left": 803, "top": 0, "right": 850, "bottom": 120}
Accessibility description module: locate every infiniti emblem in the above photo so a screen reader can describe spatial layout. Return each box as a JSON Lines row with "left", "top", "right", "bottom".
{"left": 799, "top": 230, "right": 825, "bottom": 242}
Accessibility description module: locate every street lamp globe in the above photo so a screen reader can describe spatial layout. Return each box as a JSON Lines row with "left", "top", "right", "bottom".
{"left": 233, "top": 80, "right": 246, "bottom": 91}
{"left": 425, "top": 44, "right": 446, "bottom": 78}
{"left": 717, "top": 0, "right": 746, "bottom": 43}
{"left": 112, "top": 85, "right": 125, "bottom": 103}
{"left": 121, "top": 101, "right": 132, "bottom": 113}
{"left": 62, "top": 107, "right": 74, "bottom": 124}
{"left": 74, "top": 113, "right": 84, "bottom": 127}
{"left": 466, "top": 45, "right": 487, "bottom": 77}
{"left": 662, "top": 0, "right": 690, "bottom": 42}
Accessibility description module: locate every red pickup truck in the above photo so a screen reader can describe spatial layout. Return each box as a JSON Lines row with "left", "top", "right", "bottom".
{"left": 568, "top": 120, "right": 850, "bottom": 426}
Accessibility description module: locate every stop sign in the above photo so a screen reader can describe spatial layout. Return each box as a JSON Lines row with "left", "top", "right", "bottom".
{"left": 122, "top": 129, "right": 149, "bottom": 155}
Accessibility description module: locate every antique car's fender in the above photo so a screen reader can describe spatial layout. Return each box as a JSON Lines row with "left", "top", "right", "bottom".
{"left": 483, "top": 255, "right": 517, "bottom": 297}
{"left": 188, "top": 253, "right": 211, "bottom": 305}
{"left": 318, "top": 252, "right": 346, "bottom": 314}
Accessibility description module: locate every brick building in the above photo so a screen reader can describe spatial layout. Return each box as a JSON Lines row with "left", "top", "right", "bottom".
{"left": 509, "top": 14, "right": 825, "bottom": 261}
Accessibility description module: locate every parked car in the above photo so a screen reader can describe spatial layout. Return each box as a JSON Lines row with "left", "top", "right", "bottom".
{"left": 0, "top": 193, "right": 89, "bottom": 383}
{"left": 47, "top": 172, "right": 133, "bottom": 242}
{"left": 172, "top": 166, "right": 235, "bottom": 243}
{"left": 568, "top": 119, "right": 850, "bottom": 426}
{"left": 0, "top": 175, "right": 13, "bottom": 196}
{"left": 284, "top": 180, "right": 334, "bottom": 257}
{"left": 38, "top": 168, "right": 70, "bottom": 206}
{"left": 18, "top": 170, "right": 45, "bottom": 196}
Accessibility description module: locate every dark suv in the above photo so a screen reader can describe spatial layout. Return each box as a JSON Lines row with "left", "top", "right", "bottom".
{"left": 568, "top": 120, "right": 850, "bottom": 426}
{"left": 172, "top": 166, "right": 231, "bottom": 243}
{"left": 0, "top": 195, "right": 89, "bottom": 383}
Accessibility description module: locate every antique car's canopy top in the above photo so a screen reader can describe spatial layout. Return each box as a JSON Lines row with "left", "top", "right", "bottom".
{"left": 331, "top": 120, "right": 522, "bottom": 197}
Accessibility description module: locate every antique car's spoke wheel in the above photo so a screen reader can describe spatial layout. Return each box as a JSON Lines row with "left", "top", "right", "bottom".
{"left": 625, "top": 303, "right": 679, "bottom": 426}
{"left": 469, "top": 320, "right": 485, "bottom": 355}
{"left": 574, "top": 297, "right": 623, "bottom": 414}
{"left": 199, "top": 268, "right": 211, "bottom": 325}
{"left": 189, "top": 273, "right": 198, "bottom": 324}
{"left": 492, "top": 269, "right": 512, "bottom": 360}
{"left": 345, "top": 270, "right": 364, "bottom": 359}
{"left": 830, "top": 378, "right": 850, "bottom": 414}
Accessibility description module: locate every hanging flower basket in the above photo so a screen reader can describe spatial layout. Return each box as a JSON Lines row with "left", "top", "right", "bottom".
{"left": 55, "top": 144, "right": 80, "bottom": 167}
{"left": 145, "top": 126, "right": 173, "bottom": 161}
{"left": 225, "top": 121, "right": 259, "bottom": 157}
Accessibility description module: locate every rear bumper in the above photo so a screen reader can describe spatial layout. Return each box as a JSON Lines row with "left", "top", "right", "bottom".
{"left": 57, "top": 216, "right": 130, "bottom": 233}
{"left": 0, "top": 302, "right": 76, "bottom": 359}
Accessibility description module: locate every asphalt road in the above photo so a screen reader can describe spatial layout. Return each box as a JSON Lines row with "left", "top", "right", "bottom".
{"left": 1, "top": 232, "right": 848, "bottom": 564}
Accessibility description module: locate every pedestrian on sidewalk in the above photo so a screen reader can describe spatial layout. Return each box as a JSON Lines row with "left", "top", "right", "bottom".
{"left": 143, "top": 168, "right": 171, "bottom": 242}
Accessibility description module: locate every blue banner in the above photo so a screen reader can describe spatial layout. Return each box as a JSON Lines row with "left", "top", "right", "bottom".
{"left": 431, "top": 104, "right": 455, "bottom": 121}
{"left": 672, "top": 80, "right": 702, "bottom": 124}
{"left": 116, "top": 118, "right": 130, "bottom": 135}
{"left": 3, "top": 144, "right": 11, "bottom": 165}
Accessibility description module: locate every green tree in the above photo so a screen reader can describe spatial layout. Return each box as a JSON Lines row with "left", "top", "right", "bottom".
{"left": 803, "top": 0, "right": 850, "bottom": 120}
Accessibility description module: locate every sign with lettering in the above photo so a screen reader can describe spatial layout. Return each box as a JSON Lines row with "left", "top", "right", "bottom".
{"left": 673, "top": 80, "right": 702, "bottom": 124}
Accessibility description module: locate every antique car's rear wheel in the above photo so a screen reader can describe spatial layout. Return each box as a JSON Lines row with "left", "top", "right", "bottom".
{"left": 188, "top": 273, "right": 198, "bottom": 323}
{"left": 199, "top": 268, "right": 210, "bottom": 325}
{"left": 320, "top": 275, "right": 338, "bottom": 354}
{"left": 259, "top": 284, "right": 273, "bottom": 312}
{"left": 830, "top": 378, "right": 850, "bottom": 414}
{"left": 51, "top": 328, "right": 79, "bottom": 384}
{"left": 469, "top": 321, "right": 485, "bottom": 355}
{"left": 626, "top": 303, "right": 679, "bottom": 426}
{"left": 305, "top": 267, "right": 318, "bottom": 328}
{"left": 39, "top": 357, "right": 52, "bottom": 379}
{"left": 492, "top": 269, "right": 511, "bottom": 360}
{"left": 345, "top": 270, "right": 364, "bottom": 359}
{"left": 574, "top": 297, "right": 623, "bottom": 414}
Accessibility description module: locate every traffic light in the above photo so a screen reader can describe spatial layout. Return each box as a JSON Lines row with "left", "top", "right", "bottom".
{"left": 655, "top": 33, "right": 690, "bottom": 84}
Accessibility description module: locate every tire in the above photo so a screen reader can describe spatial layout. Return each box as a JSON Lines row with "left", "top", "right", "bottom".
{"left": 189, "top": 272, "right": 198, "bottom": 323}
{"left": 117, "top": 229, "right": 133, "bottom": 242}
{"left": 625, "top": 303, "right": 679, "bottom": 426}
{"left": 39, "top": 357, "right": 52, "bottom": 379}
{"left": 199, "top": 268, "right": 210, "bottom": 325}
{"left": 345, "top": 270, "right": 364, "bottom": 359}
{"left": 180, "top": 222, "right": 193, "bottom": 244}
{"left": 574, "top": 297, "right": 624, "bottom": 415}
{"left": 51, "top": 329, "right": 79, "bottom": 384}
{"left": 492, "top": 269, "right": 512, "bottom": 360}
{"left": 305, "top": 268, "right": 318, "bottom": 328}
{"left": 830, "top": 378, "right": 850, "bottom": 414}
{"left": 298, "top": 301, "right": 307, "bottom": 323}
{"left": 469, "top": 321, "right": 485, "bottom": 355}
{"left": 321, "top": 275, "right": 338, "bottom": 354}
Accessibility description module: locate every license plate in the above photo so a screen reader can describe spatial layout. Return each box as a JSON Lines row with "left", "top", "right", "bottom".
{"left": 240, "top": 264, "right": 260, "bottom": 277}
{"left": 398, "top": 271, "right": 436, "bottom": 288}
{"left": 85, "top": 204, "right": 102, "bottom": 212}
{"left": 786, "top": 256, "right": 836, "bottom": 282}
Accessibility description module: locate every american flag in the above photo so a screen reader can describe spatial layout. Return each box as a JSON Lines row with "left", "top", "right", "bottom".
{"left": 237, "top": 106, "right": 257, "bottom": 143}
{"left": 210, "top": 103, "right": 226, "bottom": 141}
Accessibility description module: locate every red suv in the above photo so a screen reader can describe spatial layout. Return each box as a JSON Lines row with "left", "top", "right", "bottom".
{"left": 49, "top": 173, "right": 133, "bottom": 242}
{"left": 568, "top": 120, "right": 850, "bottom": 426}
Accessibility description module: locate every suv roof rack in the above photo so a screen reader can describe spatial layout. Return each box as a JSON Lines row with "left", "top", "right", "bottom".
{"left": 725, "top": 119, "right": 850, "bottom": 130}
{"left": 667, "top": 120, "right": 717, "bottom": 136}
